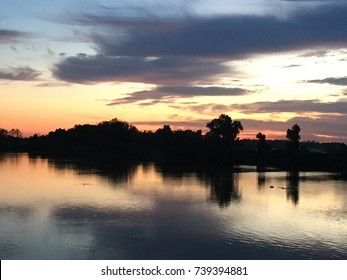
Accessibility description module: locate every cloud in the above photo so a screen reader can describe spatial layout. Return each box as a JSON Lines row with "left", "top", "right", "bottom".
{"left": 132, "top": 113, "right": 347, "bottom": 142}
{"left": 53, "top": 2, "right": 347, "bottom": 87}
{"left": 241, "top": 115, "right": 347, "bottom": 141}
{"left": 0, "top": 29, "right": 28, "bottom": 43}
{"left": 299, "top": 50, "right": 329, "bottom": 57}
{"left": 133, "top": 119, "right": 208, "bottom": 130}
{"left": 181, "top": 99, "right": 347, "bottom": 141}
{"left": 180, "top": 99, "right": 347, "bottom": 117}
{"left": 0, "top": 67, "right": 42, "bottom": 81}
{"left": 231, "top": 100, "right": 347, "bottom": 115}
{"left": 178, "top": 99, "right": 347, "bottom": 139}
{"left": 107, "top": 86, "right": 250, "bottom": 105}
{"left": 279, "top": 0, "right": 343, "bottom": 2}
{"left": 158, "top": 86, "right": 249, "bottom": 96}
{"left": 283, "top": 64, "right": 302, "bottom": 68}
{"left": 71, "top": 4, "right": 347, "bottom": 58}
{"left": 306, "top": 77, "right": 347, "bottom": 86}
{"left": 35, "top": 82, "right": 71, "bottom": 87}
{"left": 47, "top": 47, "right": 55, "bottom": 56}
{"left": 54, "top": 55, "right": 229, "bottom": 85}
{"left": 289, "top": 115, "right": 347, "bottom": 139}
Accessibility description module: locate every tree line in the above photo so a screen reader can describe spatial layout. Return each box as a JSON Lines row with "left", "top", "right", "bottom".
{"left": 1, "top": 114, "right": 346, "bottom": 172}
{"left": 0, "top": 128, "right": 23, "bottom": 138}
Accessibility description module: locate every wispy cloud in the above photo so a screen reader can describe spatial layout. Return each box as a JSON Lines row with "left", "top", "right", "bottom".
{"left": 283, "top": 64, "right": 302, "bottom": 68}
{"left": 107, "top": 86, "right": 250, "bottom": 105}
{"left": 299, "top": 50, "right": 329, "bottom": 58}
{"left": 233, "top": 99, "right": 347, "bottom": 114}
{"left": 306, "top": 77, "right": 347, "bottom": 86}
{"left": 242, "top": 114, "right": 347, "bottom": 141}
{"left": 132, "top": 113, "right": 347, "bottom": 142}
{"left": 35, "top": 82, "right": 71, "bottom": 87}
{"left": 185, "top": 99, "right": 347, "bottom": 115}
{"left": 0, "top": 67, "right": 42, "bottom": 81}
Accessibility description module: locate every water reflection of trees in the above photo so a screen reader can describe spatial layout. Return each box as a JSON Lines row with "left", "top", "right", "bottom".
{"left": 257, "top": 172, "right": 266, "bottom": 189}
{"left": 256, "top": 164, "right": 268, "bottom": 189}
{"left": 286, "top": 171, "right": 300, "bottom": 205}
{"left": 155, "top": 163, "right": 241, "bottom": 208}
{"left": 38, "top": 154, "right": 243, "bottom": 208}
{"left": 27, "top": 154, "right": 299, "bottom": 206}
{"left": 257, "top": 170, "right": 300, "bottom": 204}
{"left": 205, "top": 172, "right": 241, "bottom": 208}
{"left": 36, "top": 155, "right": 138, "bottom": 185}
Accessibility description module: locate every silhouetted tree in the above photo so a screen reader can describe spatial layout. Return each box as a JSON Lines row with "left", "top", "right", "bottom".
{"left": 256, "top": 132, "right": 267, "bottom": 150}
{"left": 206, "top": 114, "right": 243, "bottom": 142}
{"left": 286, "top": 124, "right": 301, "bottom": 150}
{"left": 155, "top": 125, "right": 173, "bottom": 136}
{"left": 98, "top": 118, "right": 138, "bottom": 134}
{"left": 8, "top": 128, "right": 23, "bottom": 138}
{"left": 0, "top": 128, "right": 8, "bottom": 137}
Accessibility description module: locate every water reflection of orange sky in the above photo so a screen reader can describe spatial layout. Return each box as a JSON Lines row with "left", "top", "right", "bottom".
{"left": 0, "top": 154, "right": 152, "bottom": 210}
{"left": 0, "top": 154, "right": 209, "bottom": 211}
{"left": 1, "top": 154, "right": 346, "bottom": 245}
{"left": 218, "top": 172, "right": 346, "bottom": 243}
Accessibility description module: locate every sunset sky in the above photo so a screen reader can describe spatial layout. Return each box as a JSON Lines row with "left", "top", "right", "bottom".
{"left": 1, "top": 0, "right": 347, "bottom": 142}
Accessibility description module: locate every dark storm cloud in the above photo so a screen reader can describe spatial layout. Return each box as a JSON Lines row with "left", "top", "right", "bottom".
{"left": 79, "top": 4, "right": 347, "bottom": 58}
{"left": 0, "top": 67, "right": 41, "bottom": 81}
{"left": 306, "top": 77, "right": 347, "bottom": 86}
{"left": 107, "top": 86, "right": 249, "bottom": 105}
{"left": 53, "top": 55, "right": 228, "bottom": 85}
{"left": 0, "top": 29, "right": 28, "bottom": 43}
{"left": 54, "top": 3, "right": 347, "bottom": 86}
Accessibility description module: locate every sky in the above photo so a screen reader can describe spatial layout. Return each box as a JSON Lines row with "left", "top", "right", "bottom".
{"left": 1, "top": 0, "right": 347, "bottom": 142}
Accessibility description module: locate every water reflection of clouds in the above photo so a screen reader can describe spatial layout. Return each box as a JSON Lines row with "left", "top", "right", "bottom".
{"left": 0, "top": 205, "right": 33, "bottom": 217}
{"left": 0, "top": 205, "right": 33, "bottom": 259}
{"left": 51, "top": 199, "right": 230, "bottom": 259}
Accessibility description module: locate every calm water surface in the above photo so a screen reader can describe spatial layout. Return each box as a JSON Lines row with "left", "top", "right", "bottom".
{"left": 0, "top": 153, "right": 346, "bottom": 259}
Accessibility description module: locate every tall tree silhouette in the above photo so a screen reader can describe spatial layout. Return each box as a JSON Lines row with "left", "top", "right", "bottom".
{"left": 206, "top": 114, "right": 243, "bottom": 142}
{"left": 286, "top": 124, "right": 301, "bottom": 150}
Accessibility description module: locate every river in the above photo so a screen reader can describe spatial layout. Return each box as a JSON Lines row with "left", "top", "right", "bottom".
{"left": 0, "top": 153, "right": 346, "bottom": 259}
